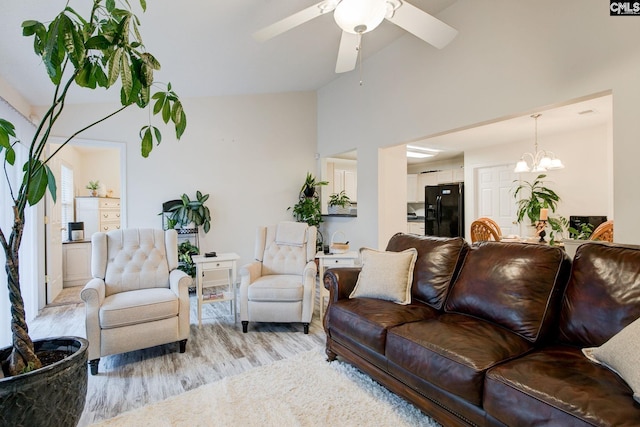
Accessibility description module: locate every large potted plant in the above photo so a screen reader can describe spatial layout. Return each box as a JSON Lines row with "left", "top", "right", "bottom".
{"left": 0, "top": 1, "right": 186, "bottom": 426}
{"left": 512, "top": 174, "right": 563, "bottom": 243}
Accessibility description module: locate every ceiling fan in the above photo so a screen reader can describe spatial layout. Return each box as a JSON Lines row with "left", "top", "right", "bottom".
{"left": 254, "top": 0, "right": 458, "bottom": 74}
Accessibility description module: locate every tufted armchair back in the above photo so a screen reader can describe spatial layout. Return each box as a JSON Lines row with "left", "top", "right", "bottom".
{"left": 91, "top": 228, "right": 178, "bottom": 297}
{"left": 255, "top": 222, "right": 316, "bottom": 276}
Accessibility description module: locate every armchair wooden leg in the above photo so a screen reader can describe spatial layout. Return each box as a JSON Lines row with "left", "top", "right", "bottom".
{"left": 303, "top": 323, "right": 309, "bottom": 334}
{"left": 179, "top": 339, "right": 187, "bottom": 353}
{"left": 242, "top": 321, "right": 248, "bottom": 333}
{"left": 89, "top": 359, "right": 99, "bottom": 375}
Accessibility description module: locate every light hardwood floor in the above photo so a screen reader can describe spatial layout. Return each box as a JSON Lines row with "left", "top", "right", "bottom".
{"left": 30, "top": 285, "right": 327, "bottom": 426}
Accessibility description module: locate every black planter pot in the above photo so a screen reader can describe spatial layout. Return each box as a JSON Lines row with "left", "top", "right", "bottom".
{"left": 0, "top": 337, "right": 88, "bottom": 427}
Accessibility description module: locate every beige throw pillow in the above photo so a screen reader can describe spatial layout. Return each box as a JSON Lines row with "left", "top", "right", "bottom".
{"left": 582, "top": 316, "right": 640, "bottom": 403}
{"left": 349, "top": 248, "right": 418, "bottom": 305}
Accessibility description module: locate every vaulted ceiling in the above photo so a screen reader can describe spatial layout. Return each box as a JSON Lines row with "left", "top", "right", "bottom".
{"left": 0, "top": 0, "right": 456, "bottom": 106}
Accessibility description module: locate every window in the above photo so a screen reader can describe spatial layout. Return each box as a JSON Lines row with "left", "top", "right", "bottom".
{"left": 60, "top": 163, "right": 74, "bottom": 241}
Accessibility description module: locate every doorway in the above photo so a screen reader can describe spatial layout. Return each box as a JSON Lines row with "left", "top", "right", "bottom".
{"left": 44, "top": 138, "right": 126, "bottom": 304}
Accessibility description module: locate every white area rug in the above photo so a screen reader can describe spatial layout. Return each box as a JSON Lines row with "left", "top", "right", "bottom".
{"left": 92, "top": 347, "right": 440, "bottom": 427}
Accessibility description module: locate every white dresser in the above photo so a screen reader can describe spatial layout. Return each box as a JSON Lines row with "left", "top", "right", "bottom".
{"left": 75, "top": 197, "right": 121, "bottom": 238}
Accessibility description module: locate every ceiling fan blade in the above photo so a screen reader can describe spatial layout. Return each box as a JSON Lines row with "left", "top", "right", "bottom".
{"left": 386, "top": 1, "right": 458, "bottom": 49}
{"left": 335, "top": 31, "right": 360, "bottom": 73}
{"left": 253, "top": 1, "right": 329, "bottom": 43}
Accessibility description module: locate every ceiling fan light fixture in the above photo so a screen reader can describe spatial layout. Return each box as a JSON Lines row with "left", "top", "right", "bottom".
{"left": 334, "top": 0, "right": 387, "bottom": 34}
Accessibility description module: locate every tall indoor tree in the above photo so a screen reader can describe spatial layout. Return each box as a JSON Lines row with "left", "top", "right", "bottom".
{"left": 0, "top": 0, "right": 186, "bottom": 376}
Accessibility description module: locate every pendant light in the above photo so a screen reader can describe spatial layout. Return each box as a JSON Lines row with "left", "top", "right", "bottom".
{"left": 514, "top": 114, "right": 564, "bottom": 173}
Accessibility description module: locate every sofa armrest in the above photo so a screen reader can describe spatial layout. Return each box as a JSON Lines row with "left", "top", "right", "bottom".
{"left": 239, "top": 261, "right": 263, "bottom": 322}
{"left": 324, "top": 267, "right": 362, "bottom": 303}
{"left": 80, "top": 278, "right": 106, "bottom": 361}
{"left": 301, "top": 260, "right": 318, "bottom": 322}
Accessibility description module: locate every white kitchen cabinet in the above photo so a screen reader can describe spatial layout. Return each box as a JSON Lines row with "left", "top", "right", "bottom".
{"left": 407, "top": 174, "right": 418, "bottom": 202}
{"left": 333, "top": 169, "right": 357, "bottom": 202}
{"left": 75, "top": 197, "right": 121, "bottom": 238}
{"left": 453, "top": 168, "right": 465, "bottom": 183}
{"left": 63, "top": 241, "right": 92, "bottom": 288}
{"left": 437, "top": 170, "right": 454, "bottom": 184}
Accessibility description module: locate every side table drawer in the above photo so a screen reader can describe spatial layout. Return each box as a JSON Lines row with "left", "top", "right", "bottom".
{"left": 203, "top": 260, "right": 233, "bottom": 270}
{"left": 327, "top": 258, "right": 356, "bottom": 267}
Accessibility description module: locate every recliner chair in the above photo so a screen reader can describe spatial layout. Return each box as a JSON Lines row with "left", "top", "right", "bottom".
{"left": 239, "top": 221, "right": 317, "bottom": 334}
{"left": 81, "top": 228, "right": 191, "bottom": 374}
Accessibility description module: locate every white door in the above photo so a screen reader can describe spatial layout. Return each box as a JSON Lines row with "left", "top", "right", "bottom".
{"left": 475, "top": 165, "right": 519, "bottom": 237}
{"left": 45, "top": 156, "right": 63, "bottom": 304}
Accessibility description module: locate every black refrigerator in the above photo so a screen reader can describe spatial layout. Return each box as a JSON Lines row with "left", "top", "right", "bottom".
{"left": 425, "top": 183, "right": 464, "bottom": 238}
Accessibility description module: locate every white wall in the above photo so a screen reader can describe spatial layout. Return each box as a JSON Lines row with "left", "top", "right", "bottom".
{"left": 36, "top": 91, "right": 318, "bottom": 265}
{"left": 317, "top": 0, "right": 640, "bottom": 247}
{"left": 76, "top": 148, "right": 121, "bottom": 198}
{"left": 50, "top": 144, "right": 121, "bottom": 198}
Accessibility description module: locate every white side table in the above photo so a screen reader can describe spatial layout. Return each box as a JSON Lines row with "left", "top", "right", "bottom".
{"left": 316, "top": 251, "right": 360, "bottom": 319}
{"left": 192, "top": 253, "right": 240, "bottom": 327}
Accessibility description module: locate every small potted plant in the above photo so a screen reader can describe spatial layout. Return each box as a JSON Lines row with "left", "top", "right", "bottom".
{"left": 177, "top": 240, "right": 200, "bottom": 277}
{"left": 300, "top": 172, "right": 328, "bottom": 198}
{"left": 560, "top": 219, "right": 595, "bottom": 259}
{"left": 328, "top": 190, "right": 352, "bottom": 214}
{"left": 86, "top": 180, "right": 100, "bottom": 197}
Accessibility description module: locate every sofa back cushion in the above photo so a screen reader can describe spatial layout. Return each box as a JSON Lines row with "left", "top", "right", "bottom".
{"left": 558, "top": 242, "right": 640, "bottom": 347}
{"left": 385, "top": 233, "right": 468, "bottom": 310}
{"left": 445, "top": 242, "right": 571, "bottom": 343}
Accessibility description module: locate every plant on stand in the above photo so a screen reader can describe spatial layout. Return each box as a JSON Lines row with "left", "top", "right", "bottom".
{"left": 513, "top": 174, "right": 563, "bottom": 244}
{"left": 0, "top": 1, "right": 186, "bottom": 425}
{"left": 289, "top": 172, "right": 327, "bottom": 251}
{"left": 164, "top": 190, "right": 212, "bottom": 277}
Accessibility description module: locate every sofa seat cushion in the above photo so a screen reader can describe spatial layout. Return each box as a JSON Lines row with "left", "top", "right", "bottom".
{"left": 100, "top": 288, "right": 178, "bottom": 329}
{"left": 326, "top": 298, "right": 438, "bottom": 355}
{"left": 247, "top": 275, "right": 302, "bottom": 302}
{"left": 386, "top": 313, "right": 534, "bottom": 406}
{"left": 484, "top": 345, "right": 640, "bottom": 426}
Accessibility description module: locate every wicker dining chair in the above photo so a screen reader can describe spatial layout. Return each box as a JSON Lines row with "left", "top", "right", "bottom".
{"left": 470, "top": 220, "right": 501, "bottom": 243}
{"left": 477, "top": 217, "right": 502, "bottom": 238}
{"left": 589, "top": 220, "right": 613, "bottom": 242}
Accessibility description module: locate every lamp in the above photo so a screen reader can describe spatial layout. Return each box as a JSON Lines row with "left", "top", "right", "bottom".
{"left": 334, "top": 0, "right": 388, "bottom": 34}
{"left": 514, "top": 114, "right": 564, "bottom": 173}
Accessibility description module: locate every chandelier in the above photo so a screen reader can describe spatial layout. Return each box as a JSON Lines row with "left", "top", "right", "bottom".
{"left": 514, "top": 114, "right": 564, "bottom": 173}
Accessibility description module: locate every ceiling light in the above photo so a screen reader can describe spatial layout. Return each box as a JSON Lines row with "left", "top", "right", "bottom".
{"left": 407, "top": 151, "right": 434, "bottom": 159}
{"left": 514, "top": 114, "right": 564, "bottom": 173}
{"left": 334, "top": 0, "right": 388, "bottom": 34}
{"left": 406, "top": 145, "right": 441, "bottom": 154}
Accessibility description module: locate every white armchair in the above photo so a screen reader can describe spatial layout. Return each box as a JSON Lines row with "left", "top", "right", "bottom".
{"left": 80, "top": 228, "right": 191, "bottom": 374}
{"left": 239, "top": 221, "right": 317, "bottom": 334}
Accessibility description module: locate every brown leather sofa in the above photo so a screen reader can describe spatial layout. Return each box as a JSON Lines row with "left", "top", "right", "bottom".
{"left": 323, "top": 233, "right": 640, "bottom": 426}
